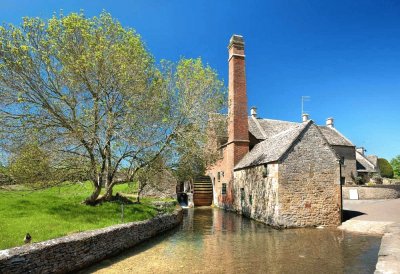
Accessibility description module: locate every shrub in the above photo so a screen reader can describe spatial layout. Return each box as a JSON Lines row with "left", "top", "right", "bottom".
{"left": 371, "top": 174, "right": 383, "bottom": 184}
{"left": 378, "top": 158, "right": 394, "bottom": 178}
{"left": 390, "top": 155, "right": 400, "bottom": 178}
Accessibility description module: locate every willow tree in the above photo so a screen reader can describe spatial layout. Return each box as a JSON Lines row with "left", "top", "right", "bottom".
{"left": 0, "top": 12, "right": 225, "bottom": 204}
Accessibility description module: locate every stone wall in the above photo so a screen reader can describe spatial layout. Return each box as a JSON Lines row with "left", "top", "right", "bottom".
{"left": 331, "top": 145, "right": 357, "bottom": 184}
{"left": 278, "top": 124, "right": 342, "bottom": 227}
{"left": 343, "top": 185, "right": 400, "bottom": 200}
{"left": 232, "top": 124, "right": 342, "bottom": 227}
{"left": 0, "top": 208, "right": 183, "bottom": 274}
{"left": 233, "top": 164, "right": 280, "bottom": 225}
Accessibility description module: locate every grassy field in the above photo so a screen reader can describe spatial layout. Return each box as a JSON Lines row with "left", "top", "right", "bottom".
{"left": 0, "top": 182, "right": 175, "bottom": 250}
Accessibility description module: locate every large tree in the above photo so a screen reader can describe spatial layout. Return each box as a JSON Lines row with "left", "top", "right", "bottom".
{"left": 0, "top": 12, "right": 225, "bottom": 204}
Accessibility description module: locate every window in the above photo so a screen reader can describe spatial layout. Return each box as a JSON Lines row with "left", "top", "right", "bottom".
{"left": 240, "top": 188, "right": 245, "bottom": 203}
{"left": 249, "top": 194, "right": 253, "bottom": 205}
{"left": 217, "top": 172, "right": 221, "bottom": 182}
{"left": 340, "top": 177, "right": 345, "bottom": 185}
{"left": 222, "top": 183, "right": 227, "bottom": 195}
{"left": 340, "top": 157, "right": 345, "bottom": 165}
{"left": 262, "top": 164, "right": 269, "bottom": 178}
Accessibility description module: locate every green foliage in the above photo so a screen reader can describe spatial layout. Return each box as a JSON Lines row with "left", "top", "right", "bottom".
{"left": 0, "top": 182, "right": 173, "bottom": 249}
{"left": 390, "top": 155, "right": 400, "bottom": 178}
{"left": 8, "top": 144, "right": 51, "bottom": 184}
{"left": 378, "top": 158, "right": 394, "bottom": 178}
{"left": 0, "top": 11, "right": 226, "bottom": 203}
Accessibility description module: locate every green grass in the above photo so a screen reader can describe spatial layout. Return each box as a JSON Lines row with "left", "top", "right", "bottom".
{"left": 0, "top": 182, "right": 175, "bottom": 250}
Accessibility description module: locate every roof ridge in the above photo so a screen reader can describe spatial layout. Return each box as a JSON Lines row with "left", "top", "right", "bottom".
{"left": 257, "top": 117, "right": 299, "bottom": 124}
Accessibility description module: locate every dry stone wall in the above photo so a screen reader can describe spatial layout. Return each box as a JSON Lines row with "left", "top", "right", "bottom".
{"left": 0, "top": 208, "right": 183, "bottom": 274}
{"left": 343, "top": 185, "right": 400, "bottom": 200}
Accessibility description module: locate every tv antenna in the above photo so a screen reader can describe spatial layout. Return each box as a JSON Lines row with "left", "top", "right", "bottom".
{"left": 301, "top": 96, "right": 311, "bottom": 115}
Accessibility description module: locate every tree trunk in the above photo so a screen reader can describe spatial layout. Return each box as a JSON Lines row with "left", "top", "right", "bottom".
{"left": 102, "top": 184, "right": 114, "bottom": 201}
{"left": 84, "top": 183, "right": 102, "bottom": 205}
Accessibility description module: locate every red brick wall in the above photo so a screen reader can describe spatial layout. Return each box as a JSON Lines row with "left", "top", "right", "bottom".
{"left": 207, "top": 35, "right": 249, "bottom": 209}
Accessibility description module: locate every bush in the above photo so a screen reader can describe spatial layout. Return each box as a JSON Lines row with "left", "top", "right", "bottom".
{"left": 378, "top": 158, "right": 394, "bottom": 178}
{"left": 371, "top": 174, "right": 383, "bottom": 184}
{"left": 390, "top": 155, "right": 400, "bottom": 178}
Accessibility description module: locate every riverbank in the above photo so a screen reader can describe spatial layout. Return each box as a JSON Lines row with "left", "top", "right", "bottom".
{"left": 0, "top": 182, "right": 175, "bottom": 250}
{"left": 0, "top": 207, "right": 183, "bottom": 273}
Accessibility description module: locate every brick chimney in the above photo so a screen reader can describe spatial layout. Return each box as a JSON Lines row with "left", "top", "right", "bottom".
{"left": 227, "top": 35, "right": 249, "bottom": 167}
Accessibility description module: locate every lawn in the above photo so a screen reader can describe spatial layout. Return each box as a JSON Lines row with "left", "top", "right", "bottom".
{"left": 0, "top": 182, "right": 175, "bottom": 250}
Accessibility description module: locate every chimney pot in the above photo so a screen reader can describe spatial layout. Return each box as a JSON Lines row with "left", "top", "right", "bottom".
{"left": 326, "top": 117, "right": 334, "bottom": 128}
{"left": 302, "top": 113, "right": 309, "bottom": 123}
{"left": 356, "top": 147, "right": 366, "bottom": 155}
{"left": 250, "top": 107, "right": 257, "bottom": 118}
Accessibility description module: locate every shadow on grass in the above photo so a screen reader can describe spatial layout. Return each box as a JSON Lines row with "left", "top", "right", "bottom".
{"left": 343, "top": 209, "right": 366, "bottom": 222}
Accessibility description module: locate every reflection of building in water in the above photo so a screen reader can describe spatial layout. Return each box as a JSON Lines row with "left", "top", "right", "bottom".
{"left": 87, "top": 208, "right": 379, "bottom": 273}
{"left": 198, "top": 209, "right": 346, "bottom": 273}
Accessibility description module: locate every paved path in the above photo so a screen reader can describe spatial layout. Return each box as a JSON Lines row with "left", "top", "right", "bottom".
{"left": 343, "top": 199, "right": 400, "bottom": 222}
{"left": 339, "top": 199, "right": 400, "bottom": 235}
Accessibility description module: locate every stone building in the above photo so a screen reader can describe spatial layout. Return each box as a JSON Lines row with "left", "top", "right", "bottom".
{"left": 206, "top": 35, "right": 378, "bottom": 227}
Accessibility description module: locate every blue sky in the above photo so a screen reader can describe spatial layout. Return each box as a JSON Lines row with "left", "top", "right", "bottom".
{"left": 1, "top": 0, "right": 399, "bottom": 160}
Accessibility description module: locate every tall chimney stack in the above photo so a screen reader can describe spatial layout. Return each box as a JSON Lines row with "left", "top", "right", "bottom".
{"left": 227, "top": 34, "right": 249, "bottom": 167}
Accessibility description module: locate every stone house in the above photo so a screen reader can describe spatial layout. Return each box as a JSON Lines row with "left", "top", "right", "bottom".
{"left": 206, "top": 35, "right": 378, "bottom": 227}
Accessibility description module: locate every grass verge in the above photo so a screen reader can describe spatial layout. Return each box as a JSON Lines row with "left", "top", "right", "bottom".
{"left": 0, "top": 182, "right": 175, "bottom": 250}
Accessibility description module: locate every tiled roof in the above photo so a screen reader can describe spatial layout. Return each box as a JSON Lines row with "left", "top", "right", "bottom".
{"left": 318, "top": 126, "right": 354, "bottom": 146}
{"left": 256, "top": 119, "right": 299, "bottom": 139}
{"left": 356, "top": 152, "right": 378, "bottom": 173}
{"left": 208, "top": 114, "right": 354, "bottom": 147}
{"left": 234, "top": 121, "right": 310, "bottom": 170}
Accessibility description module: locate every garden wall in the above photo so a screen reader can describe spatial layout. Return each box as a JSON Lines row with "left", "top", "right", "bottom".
{"left": 343, "top": 185, "right": 400, "bottom": 200}
{"left": 0, "top": 207, "right": 183, "bottom": 274}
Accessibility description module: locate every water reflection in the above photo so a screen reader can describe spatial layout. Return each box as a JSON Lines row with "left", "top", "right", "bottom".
{"left": 83, "top": 207, "right": 380, "bottom": 274}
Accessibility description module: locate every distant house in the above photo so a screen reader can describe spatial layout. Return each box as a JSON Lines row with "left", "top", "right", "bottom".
{"left": 206, "top": 35, "right": 378, "bottom": 227}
